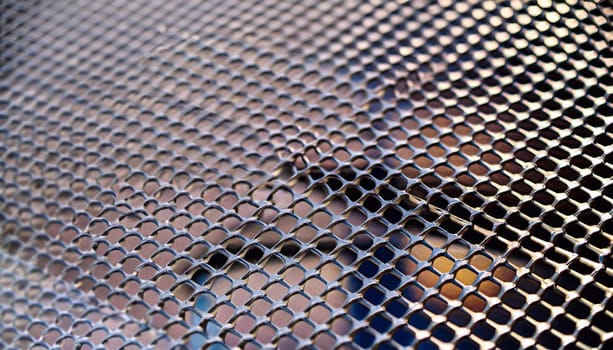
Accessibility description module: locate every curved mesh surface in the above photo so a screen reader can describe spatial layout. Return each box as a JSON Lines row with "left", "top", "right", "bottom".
{"left": 0, "top": 0, "right": 612, "bottom": 349}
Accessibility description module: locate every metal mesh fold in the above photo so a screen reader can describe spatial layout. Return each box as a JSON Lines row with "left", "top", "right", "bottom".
{"left": 0, "top": 0, "right": 612, "bottom": 349}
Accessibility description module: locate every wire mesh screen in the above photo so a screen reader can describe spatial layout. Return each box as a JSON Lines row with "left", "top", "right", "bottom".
{"left": 0, "top": 0, "right": 612, "bottom": 349}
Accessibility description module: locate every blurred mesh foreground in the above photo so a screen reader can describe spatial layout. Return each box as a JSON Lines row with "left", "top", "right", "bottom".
{"left": 0, "top": 0, "right": 612, "bottom": 349}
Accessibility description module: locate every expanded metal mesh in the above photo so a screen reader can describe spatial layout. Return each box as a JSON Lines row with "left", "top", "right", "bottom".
{"left": 0, "top": 0, "right": 612, "bottom": 349}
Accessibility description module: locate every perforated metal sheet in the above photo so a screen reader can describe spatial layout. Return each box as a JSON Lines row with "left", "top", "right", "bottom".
{"left": 0, "top": 0, "right": 612, "bottom": 349}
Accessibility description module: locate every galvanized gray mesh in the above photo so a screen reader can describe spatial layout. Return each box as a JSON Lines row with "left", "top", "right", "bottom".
{"left": 1, "top": 0, "right": 612, "bottom": 349}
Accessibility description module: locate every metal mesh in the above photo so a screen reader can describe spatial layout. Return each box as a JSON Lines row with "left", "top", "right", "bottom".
{"left": 1, "top": 0, "right": 612, "bottom": 349}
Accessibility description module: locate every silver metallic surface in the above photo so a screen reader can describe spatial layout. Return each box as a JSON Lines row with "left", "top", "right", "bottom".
{"left": 0, "top": 0, "right": 612, "bottom": 349}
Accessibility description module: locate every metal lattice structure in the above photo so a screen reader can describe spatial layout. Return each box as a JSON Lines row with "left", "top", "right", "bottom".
{"left": 0, "top": 0, "right": 612, "bottom": 349}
